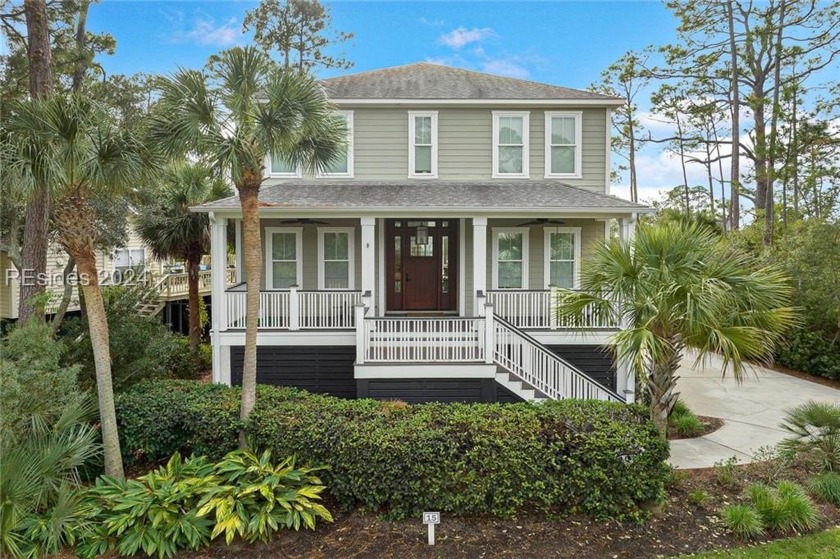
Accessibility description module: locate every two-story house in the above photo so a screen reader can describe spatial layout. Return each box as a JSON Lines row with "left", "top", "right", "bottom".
{"left": 195, "top": 62, "right": 650, "bottom": 404}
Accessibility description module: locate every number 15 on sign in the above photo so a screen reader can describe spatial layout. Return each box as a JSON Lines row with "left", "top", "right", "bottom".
{"left": 423, "top": 512, "right": 440, "bottom": 545}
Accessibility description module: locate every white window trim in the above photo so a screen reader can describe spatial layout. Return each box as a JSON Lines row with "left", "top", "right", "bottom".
{"left": 318, "top": 110, "right": 354, "bottom": 178}
{"left": 408, "top": 111, "right": 438, "bottom": 178}
{"left": 317, "top": 227, "right": 355, "bottom": 290}
{"left": 543, "top": 226, "right": 582, "bottom": 289}
{"left": 492, "top": 111, "right": 530, "bottom": 179}
{"left": 491, "top": 227, "right": 530, "bottom": 289}
{"left": 265, "top": 227, "right": 303, "bottom": 289}
{"left": 265, "top": 154, "right": 302, "bottom": 179}
{"left": 544, "top": 111, "right": 583, "bottom": 179}
{"left": 112, "top": 247, "right": 146, "bottom": 271}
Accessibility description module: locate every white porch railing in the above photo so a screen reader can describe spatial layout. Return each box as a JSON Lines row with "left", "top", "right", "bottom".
{"left": 492, "top": 315, "right": 622, "bottom": 402}
{"left": 354, "top": 297, "right": 623, "bottom": 402}
{"left": 361, "top": 316, "right": 487, "bottom": 363}
{"left": 224, "top": 287, "right": 362, "bottom": 330}
{"left": 486, "top": 288, "right": 619, "bottom": 330}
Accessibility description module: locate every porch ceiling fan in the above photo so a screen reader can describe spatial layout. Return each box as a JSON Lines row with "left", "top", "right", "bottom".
{"left": 280, "top": 218, "right": 330, "bottom": 225}
{"left": 516, "top": 218, "right": 566, "bottom": 227}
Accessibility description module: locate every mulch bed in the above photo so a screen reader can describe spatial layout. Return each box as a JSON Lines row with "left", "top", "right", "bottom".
{"left": 175, "top": 457, "right": 840, "bottom": 559}
{"left": 668, "top": 415, "right": 725, "bottom": 441}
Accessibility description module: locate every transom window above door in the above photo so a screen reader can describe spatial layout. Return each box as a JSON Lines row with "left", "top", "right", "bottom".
{"left": 545, "top": 112, "right": 582, "bottom": 178}
{"left": 492, "top": 111, "right": 530, "bottom": 178}
{"left": 492, "top": 227, "right": 529, "bottom": 289}
{"left": 265, "top": 228, "right": 302, "bottom": 289}
{"left": 408, "top": 111, "right": 438, "bottom": 177}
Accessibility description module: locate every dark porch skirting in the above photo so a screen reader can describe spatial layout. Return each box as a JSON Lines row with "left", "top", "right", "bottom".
{"left": 230, "top": 344, "right": 614, "bottom": 401}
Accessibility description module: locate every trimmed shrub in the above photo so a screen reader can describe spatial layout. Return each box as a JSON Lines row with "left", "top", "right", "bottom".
{"left": 117, "top": 380, "right": 670, "bottom": 520}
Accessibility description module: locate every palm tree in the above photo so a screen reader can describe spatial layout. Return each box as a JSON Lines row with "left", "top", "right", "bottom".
{"left": 2, "top": 94, "right": 151, "bottom": 477}
{"left": 556, "top": 222, "right": 795, "bottom": 436}
{"left": 150, "top": 47, "right": 345, "bottom": 442}
{"left": 135, "top": 163, "right": 232, "bottom": 352}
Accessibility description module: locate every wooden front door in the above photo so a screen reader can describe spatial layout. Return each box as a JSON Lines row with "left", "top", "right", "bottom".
{"left": 386, "top": 219, "right": 457, "bottom": 311}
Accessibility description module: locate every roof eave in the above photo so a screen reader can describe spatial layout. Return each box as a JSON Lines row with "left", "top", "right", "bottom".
{"left": 192, "top": 205, "right": 651, "bottom": 216}
{"left": 329, "top": 98, "right": 625, "bottom": 107}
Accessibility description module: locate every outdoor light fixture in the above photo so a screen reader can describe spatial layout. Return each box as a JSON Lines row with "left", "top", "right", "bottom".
{"left": 416, "top": 225, "right": 429, "bottom": 245}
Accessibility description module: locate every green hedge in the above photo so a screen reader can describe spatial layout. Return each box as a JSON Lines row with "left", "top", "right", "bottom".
{"left": 117, "top": 380, "right": 669, "bottom": 520}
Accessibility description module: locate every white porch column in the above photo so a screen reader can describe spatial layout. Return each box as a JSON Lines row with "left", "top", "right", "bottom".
{"left": 619, "top": 214, "right": 637, "bottom": 243}
{"left": 360, "top": 217, "right": 376, "bottom": 315}
{"left": 234, "top": 219, "right": 243, "bottom": 282}
{"left": 209, "top": 213, "right": 228, "bottom": 384}
{"left": 472, "top": 217, "right": 488, "bottom": 316}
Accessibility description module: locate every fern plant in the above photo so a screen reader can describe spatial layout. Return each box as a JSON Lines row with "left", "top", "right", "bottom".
{"left": 197, "top": 449, "right": 333, "bottom": 544}
{"left": 779, "top": 401, "right": 840, "bottom": 472}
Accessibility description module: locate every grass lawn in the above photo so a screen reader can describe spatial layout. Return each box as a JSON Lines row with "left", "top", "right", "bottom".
{"left": 676, "top": 528, "right": 840, "bottom": 558}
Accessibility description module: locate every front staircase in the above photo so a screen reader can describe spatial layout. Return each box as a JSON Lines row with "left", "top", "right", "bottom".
{"left": 133, "top": 270, "right": 233, "bottom": 318}
{"left": 356, "top": 303, "right": 624, "bottom": 403}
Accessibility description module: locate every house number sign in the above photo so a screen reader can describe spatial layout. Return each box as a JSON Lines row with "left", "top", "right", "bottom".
{"left": 423, "top": 511, "right": 440, "bottom": 545}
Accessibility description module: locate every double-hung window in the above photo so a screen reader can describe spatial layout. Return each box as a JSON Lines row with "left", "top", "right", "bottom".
{"left": 318, "top": 228, "right": 355, "bottom": 289}
{"left": 408, "top": 111, "right": 438, "bottom": 177}
{"left": 492, "top": 228, "right": 529, "bottom": 289}
{"left": 492, "top": 111, "right": 529, "bottom": 178}
{"left": 319, "top": 110, "right": 354, "bottom": 177}
{"left": 267, "top": 154, "right": 301, "bottom": 178}
{"left": 113, "top": 247, "right": 145, "bottom": 273}
{"left": 545, "top": 112, "right": 582, "bottom": 178}
{"left": 265, "top": 228, "right": 302, "bottom": 288}
{"left": 544, "top": 228, "right": 581, "bottom": 288}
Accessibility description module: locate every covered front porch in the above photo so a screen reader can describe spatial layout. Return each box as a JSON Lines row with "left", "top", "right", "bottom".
{"left": 211, "top": 215, "right": 638, "bottom": 332}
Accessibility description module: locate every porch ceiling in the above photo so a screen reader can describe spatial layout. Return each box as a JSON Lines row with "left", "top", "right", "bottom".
{"left": 192, "top": 180, "right": 651, "bottom": 217}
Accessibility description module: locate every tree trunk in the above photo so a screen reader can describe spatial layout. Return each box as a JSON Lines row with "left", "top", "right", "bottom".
{"left": 55, "top": 192, "right": 124, "bottom": 478}
{"left": 764, "top": 0, "right": 786, "bottom": 246}
{"left": 72, "top": 0, "right": 91, "bottom": 93}
{"left": 238, "top": 177, "right": 262, "bottom": 448}
{"left": 186, "top": 251, "right": 201, "bottom": 353}
{"left": 18, "top": 0, "right": 53, "bottom": 324}
{"left": 647, "top": 343, "right": 683, "bottom": 437}
{"left": 726, "top": 0, "right": 741, "bottom": 230}
{"left": 628, "top": 109, "right": 638, "bottom": 203}
{"left": 51, "top": 254, "right": 76, "bottom": 334}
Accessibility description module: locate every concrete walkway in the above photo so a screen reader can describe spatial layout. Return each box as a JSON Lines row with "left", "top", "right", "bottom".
{"left": 668, "top": 353, "right": 840, "bottom": 469}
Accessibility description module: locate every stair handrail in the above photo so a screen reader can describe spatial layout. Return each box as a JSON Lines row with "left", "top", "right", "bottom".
{"left": 490, "top": 311, "right": 624, "bottom": 403}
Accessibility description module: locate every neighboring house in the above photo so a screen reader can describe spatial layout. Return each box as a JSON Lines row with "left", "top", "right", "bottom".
{"left": 196, "top": 62, "right": 651, "bottom": 404}
{"left": 0, "top": 222, "right": 228, "bottom": 327}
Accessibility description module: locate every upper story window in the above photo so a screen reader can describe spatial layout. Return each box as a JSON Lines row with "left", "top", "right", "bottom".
{"left": 544, "top": 227, "right": 581, "bottom": 288}
{"left": 319, "top": 110, "right": 354, "bottom": 178}
{"left": 268, "top": 154, "right": 301, "bottom": 178}
{"left": 318, "top": 227, "right": 355, "bottom": 289}
{"left": 492, "top": 111, "right": 530, "bottom": 178}
{"left": 408, "top": 111, "right": 438, "bottom": 178}
{"left": 113, "top": 247, "right": 145, "bottom": 273}
{"left": 545, "top": 112, "right": 582, "bottom": 178}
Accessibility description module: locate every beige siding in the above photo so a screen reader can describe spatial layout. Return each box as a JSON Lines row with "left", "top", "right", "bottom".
{"left": 265, "top": 105, "right": 608, "bottom": 192}
{"left": 0, "top": 252, "right": 18, "bottom": 319}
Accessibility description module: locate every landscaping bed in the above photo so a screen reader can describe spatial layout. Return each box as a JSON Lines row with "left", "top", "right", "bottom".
{"left": 172, "top": 460, "right": 840, "bottom": 559}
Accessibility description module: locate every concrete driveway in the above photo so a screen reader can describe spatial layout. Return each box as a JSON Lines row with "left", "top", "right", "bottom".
{"left": 668, "top": 352, "right": 840, "bottom": 469}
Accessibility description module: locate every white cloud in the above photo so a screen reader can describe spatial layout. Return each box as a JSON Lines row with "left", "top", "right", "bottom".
{"left": 439, "top": 26, "right": 496, "bottom": 49}
{"left": 165, "top": 11, "right": 241, "bottom": 47}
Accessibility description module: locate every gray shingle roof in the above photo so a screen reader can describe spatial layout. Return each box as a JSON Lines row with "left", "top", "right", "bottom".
{"left": 194, "top": 180, "right": 649, "bottom": 214}
{"left": 320, "top": 62, "right": 622, "bottom": 102}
